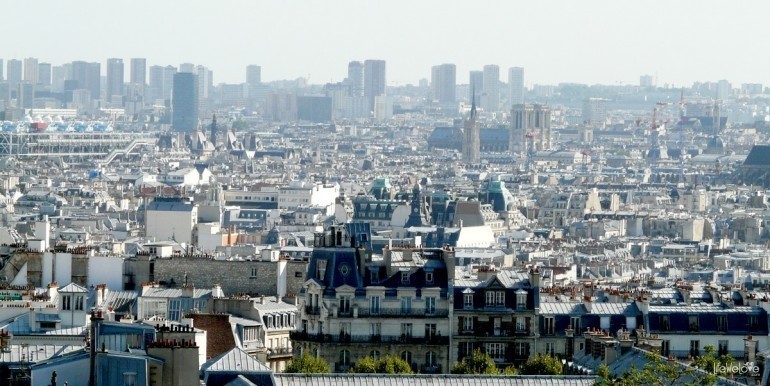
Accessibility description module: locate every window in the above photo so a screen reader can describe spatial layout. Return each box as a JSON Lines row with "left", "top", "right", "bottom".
{"left": 339, "top": 322, "right": 351, "bottom": 340}
{"left": 459, "top": 342, "right": 473, "bottom": 358}
{"left": 486, "top": 343, "right": 506, "bottom": 361}
{"left": 516, "top": 291, "right": 527, "bottom": 310}
{"left": 400, "top": 350, "right": 412, "bottom": 365}
{"left": 370, "top": 270, "right": 380, "bottom": 283}
{"left": 514, "top": 342, "right": 528, "bottom": 358}
{"left": 401, "top": 272, "right": 410, "bottom": 284}
{"left": 295, "top": 271, "right": 303, "bottom": 278}
{"left": 401, "top": 323, "right": 413, "bottom": 339}
{"left": 425, "top": 297, "right": 436, "bottom": 315}
{"left": 516, "top": 316, "right": 527, "bottom": 333}
{"left": 339, "top": 296, "right": 350, "bottom": 315}
{"left": 250, "top": 267, "right": 258, "bottom": 278}
{"left": 571, "top": 316, "right": 581, "bottom": 332}
{"left": 370, "top": 322, "right": 381, "bottom": 337}
{"left": 302, "top": 320, "right": 308, "bottom": 333}
{"left": 689, "top": 340, "right": 700, "bottom": 357}
{"left": 123, "top": 372, "right": 137, "bottom": 386}
{"left": 40, "top": 322, "right": 56, "bottom": 329}
{"left": 316, "top": 260, "right": 327, "bottom": 280}
{"left": 749, "top": 315, "right": 758, "bottom": 331}
{"left": 168, "top": 299, "right": 181, "bottom": 321}
{"left": 717, "top": 315, "right": 727, "bottom": 332}
{"left": 718, "top": 340, "right": 728, "bottom": 356}
{"left": 425, "top": 323, "right": 437, "bottom": 339}
{"left": 464, "top": 293, "right": 473, "bottom": 309}
{"left": 462, "top": 317, "right": 473, "bottom": 332}
{"left": 75, "top": 296, "right": 84, "bottom": 311}
{"left": 339, "top": 349, "right": 351, "bottom": 366}
{"left": 689, "top": 315, "right": 699, "bottom": 332}
{"left": 425, "top": 272, "right": 434, "bottom": 284}
{"left": 401, "top": 297, "right": 412, "bottom": 314}
{"left": 600, "top": 316, "right": 610, "bottom": 330}
{"left": 545, "top": 342, "right": 555, "bottom": 356}
{"left": 486, "top": 290, "right": 504, "bottom": 307}
{"left": 659, "top": 315, "right": 670, "bottom": 331}
{"left": 425, "top": 351, "right": 438, "bottom": 367}
{"left": 544, "top": 317, "right": 555, "bottom": 335}
{"left": 62, "top": 295, "right": 71, "bottom": 310}
{"left": 370, "top": 350, "right": 381, "bottom": 360}
{"left": 370, "top": 296, "right": 380, "bottom": 315}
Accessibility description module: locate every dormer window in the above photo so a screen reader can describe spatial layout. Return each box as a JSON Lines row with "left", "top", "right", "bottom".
{"left": 75, "top": 296, "right": 84, "bottom": 311}
{"left": 316, "top": 260, "right": 327, "bottom": 280}
{"left": 401, "top": 272, "right": 410, "bottom": 284}
{"left": 516, "top": 290, "right": 527, "bottom": 310}
{"left": 464, "top": 294, "right": 473, "bottom": 309}
{"left": 425, "top": 272, "right": 434, "bottom": 284}
{"left": 62, "top": 295, "right": 71, "bottom": 310}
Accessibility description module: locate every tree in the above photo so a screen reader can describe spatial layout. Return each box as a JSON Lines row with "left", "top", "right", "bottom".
{"left": 597, "top": 351, "right": 717, "bottom": 386}
{"left": 501, "top": 364, "right": 519, "bottom": 375}
{"left": 350, "top": 355, "right": 413, "bottom": 374}
{"left": 450, "top": 349, "right": 499, "bottom": 375}
{"left": 690, "top": 345, "right": 734, "bottom": 377}
{"left": 285, "top": 353, "right": 330, "bottom": 374}
{"left": 521, "top": 354, "right": 563, "bottom": 376}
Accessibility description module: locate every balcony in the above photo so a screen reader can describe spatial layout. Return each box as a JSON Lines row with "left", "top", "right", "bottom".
{"left": 304, "top": 306, "right": 320, "bottom": 316}
{"left": 335, "top": 362, "right": 352, "bottom": 372}
{"left": 290, "top": 331, "right": 449, "bottom": 345}
{"left": 266, "top": 347, "right": 293, "bottom": 358}
{"left": 356, "top": 308, "right": 449, "bottom": 318}
{"left": 457, "top": 328, "right": 531, "bottom": 337}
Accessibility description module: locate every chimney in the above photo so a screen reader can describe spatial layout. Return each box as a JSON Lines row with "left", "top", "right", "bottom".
{"left": 583, "top": 295, "right": 592, "bottom": 314}
{"left": 212, "top": 284, "right": 224, "bottom": 299}
{"left": 182, "top": 284, "right": 194, "bottom": 298}
{"left": 89, "top": 310, "right": 105, "bottom": 386}
{"left": 261, "top": 295, "right": 266, "bottom": 305}
{"left": 47, "top": 282, "right": 59, "bottom": 302}
{"left": 96, "top": 284, "right": 108, "bottom": 307}
{"left": 604, "top": 341, "right": 619, "bottom": 365}
{"left": 745, "top": 335, "right": 758, "bottom": 364}
{"left": 29, "top": 307, "right": 37, "bottom": 331}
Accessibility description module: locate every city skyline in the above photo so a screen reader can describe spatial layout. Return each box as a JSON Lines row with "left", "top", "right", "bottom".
{"left": 1, "top": 0, "right": 768, "bottom": 87}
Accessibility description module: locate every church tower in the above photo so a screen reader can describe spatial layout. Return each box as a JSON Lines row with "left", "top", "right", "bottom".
{"left": 462, "top": 87, "right": 480, "bottom": 163}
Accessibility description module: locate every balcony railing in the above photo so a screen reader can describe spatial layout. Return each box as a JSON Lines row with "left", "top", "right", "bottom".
{"left": 304, "top": 306, "right": 321, "bottom": 315}
{"left": 421, "top": 364, "right": 442, "bottom": 374}
{"left": 266, "top": 347, "right": 294, "bottom": 358}
{"left": 290, "top": 331, "right": 449, "bottom": 345}
{"left": 356, "top": 308, "right": 449, "bottom": 318}
{"left": 457, "top": 328, "right": 531, "bottom": 337}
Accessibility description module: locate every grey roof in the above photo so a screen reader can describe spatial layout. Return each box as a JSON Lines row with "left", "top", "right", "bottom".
{"left": 141, "top": 287, "right": 212, "bottom": 299}
{"left": 202, "top": 347, "right": 272, "bottom": 373}
{"left": 273, "top": 374, "right": 597, "bottom": 386}
{"left": 59, "top": 282, "right": 88, "bottom": 293}
{"left": 649, "top": 304, "right": 762, "bottom": 314}
{"left": 0, "top": 344, "right": 83, "bottom": 364}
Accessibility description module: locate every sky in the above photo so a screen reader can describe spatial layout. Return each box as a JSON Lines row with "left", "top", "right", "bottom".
{"left": 2, "top": 0, "right": 769, "bottom": 88}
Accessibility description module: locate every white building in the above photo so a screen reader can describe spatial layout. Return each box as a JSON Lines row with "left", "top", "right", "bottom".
{"left": 145, "top": 198, "right": 198, "bottom": 245}
{"left": 278, "top": 181, "right": 339, "bottom": 215}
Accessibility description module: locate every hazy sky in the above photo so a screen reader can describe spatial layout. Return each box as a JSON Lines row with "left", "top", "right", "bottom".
{"left": 3, "top": 0, "right": 768, "bottom": 87}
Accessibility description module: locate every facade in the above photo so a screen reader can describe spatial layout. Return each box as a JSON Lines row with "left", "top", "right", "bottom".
{"left": 431, "top": 63, "right": 456, "bottom": 104}
{"left": 130, "top": 58, "right": 146, "bottom": 86}
{"left": 246, "top": 65, "right": 262, "bottom": 85}
{"left": 171, "top": 72, "right": 199, "bottom": 132}
{"left": 347, "top": 61, "right": 364, "bottom": 97}
{"left": 6, "top": 59, "right": 22, "bottom": 87}
{"left": 37, "top": 62, "right": 51, "bottom": 86}
{"left": 294, "top": 225, "right": 455, "bottom": 374}
{"left": 582, "top": 98, "right": 607, "bottom": 127}
{"left": 510, "top": 104, "right": 551, "bottom": 155}
{"left": 145, "top": 197, "right": 198, "bottom": 244}
{"left": 482, "top": 65, "right": 500, "bottom": 112}
{"left": 23, "top": 57, "right": 38, "bottom": 84}
{"left": 508, "top": 67, "right": 524, "bottom": 107}
{"left": 106, "top": 58, "right": 124, "bottom": 102}
{"left": 70, "top": 61, "right": 101, "bottom": 101}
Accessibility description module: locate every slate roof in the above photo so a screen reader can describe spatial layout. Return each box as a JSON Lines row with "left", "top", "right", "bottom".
{"left": 59, "top": 282, "right": 88, "bottom": 293}
{"left": 202, "top": 347, "right": 272, "bottom": 373}
{"left": 273, "top": 374, "right": 597, "bottom": 386}
{"left": 743, "top": 145, "right": 770, "bottom": 167}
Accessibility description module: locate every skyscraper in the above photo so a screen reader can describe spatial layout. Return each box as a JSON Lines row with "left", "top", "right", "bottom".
{"left": 106, "top": 58, "right": 124, "bottom": 100}
{"left": 179, "top": 63, "right": 195, "bottom": 74}
{"left": 23, "top": 57, "right": 38, "bottom": 84}
{"left": 482, "top": 65, "right": 499, "bottom": 111}
{"left": 364, "top": 59, "right": 386, "bottom": 111}
{"left": 51, "top": 65, "right": 66, "bottom": 93}
{"left": 462, "top": 97, "right": 480, "bottom": 163}
{"left": 130, "top": 58, "right": 146, "bottom": 86}
{"left": 37, "top": 63, "right": 52, "bottom": 87}
{"left": 0, "top": 59, "right": 4, "bottom": 82}
{"left": 149, "top": 65, "right": 164, "bottom": 102}
{"left": 469, "top": 71, "right": 483, "bottom": 105}
{"left": 246, "top": 65, "right": 261, "bottom": 85}
{"left": 70, "top": 61, "right": 101, "bottom": 101}
{"left": 347, "top": 61, "right": 364, "bottom": 97}
{"left": 172, "top": 72, "right": 199, "bottom": 132}
{"left": 163, "top": 65, "right": 177, "bottom": 100}
{"left": 6, "top": 59, "right": 22, "bottom": 87}
{"left": 508, "top": 67, "right": 524, "bottom": 107}
{"left": 431, "top": 63, "right": 456, "bottom": 104}
{"left": 18, "top": 81, "right": 35, "bottom": 109}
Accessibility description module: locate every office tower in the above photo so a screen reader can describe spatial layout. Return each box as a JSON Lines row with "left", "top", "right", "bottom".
{"left": 7, "top": 59, "right": 22, "bottom": 86}
{"left": 179, "top": 63, "right": 195, "bottom": 73}
{"left": 106, "top": 58, "right": 124, "bottom": 100}
{"left": 130, "top": 58, "right": 146, "bottom": 85}
{"left": 511, "top": 104, "right": 551, "bottom": 155}
{"left": 70, "top": 61, "right": 101, "bottom": 101}
{"left": 196, "top": 65, "right": 211, "bottom": 99}
{"left": 482, "top": 65, "right": 499, "bottom": 111}
{"left": 171, "top": 72, "right": 199, "bottom": 132}
{"left": 640, "top": 74, "right": 654, "bottom": 87}
{"left": 462, "top": 97, "right": 480, "bottom": 163}
{"left": 469, "top": 71, "right": 483, "bottom": 105}
{"left": 246, "top": 65, "right": 261, "bottom": 85}
{"left": 431, "top": 63, "right": 456, "bottom": 104}
{"left": 508, "top": 67, "right": 524, "bottom": 107}
{"left": 347, "top": 61, "right": 364, "bottom": 97}
{"left": 51, "top": 66, "right": 65, "bottom": 93}
{"left": 582, "top": 98, "right": 607, "bottom": 127}
{"left": 149, "top": 65, "right": 164, "bottom": 102}
{"left": 163, "top": 65, "right": 177, "bottom": 100}
{"left": 0, "top": 59, "right": 3, "bottom": 81}
{"left": 18, "top": 81, "right": 35, "bottom": 109}
{"left": 37, "top": 63, "right": 52, "bottom": 86}
{"left": 717, "top": 80, "right": 731, "bottom": 100}
{"left": 23, "top": 57, "right": 38, "bottom": 84}
{"left": 364, "top": 59, "right": 386, "bottom": 111}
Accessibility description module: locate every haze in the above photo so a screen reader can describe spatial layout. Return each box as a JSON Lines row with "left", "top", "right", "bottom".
{"left": 3, "top": 0, "right": 768, "bottom": 86}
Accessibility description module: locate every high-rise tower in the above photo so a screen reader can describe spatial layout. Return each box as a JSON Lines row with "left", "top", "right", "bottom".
{"left": 482, "top": 65, "right": 499, "bottom": 111}
{"left": 508, "top": 67, "right": 524, "bottom": 107}
{"left": 431, "top": 63, "right": 456, "bottom": 104}
{"left": 171, "top": 72, "right": 199, "bottom": 132}
{"left": 106, "top": 58, "right": 124, "bottom": 100}
{"left": 364, "top": 59, "right": 386, "bottom": 111}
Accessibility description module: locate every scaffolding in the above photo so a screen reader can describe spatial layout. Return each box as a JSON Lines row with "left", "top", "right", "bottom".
{"left": 0, "top": 131, "right": 156, "bottom": 161}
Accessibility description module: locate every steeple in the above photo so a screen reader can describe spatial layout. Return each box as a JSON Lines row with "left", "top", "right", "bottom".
{"left": 470, "top": 84, "right": 477, "bottom": 119}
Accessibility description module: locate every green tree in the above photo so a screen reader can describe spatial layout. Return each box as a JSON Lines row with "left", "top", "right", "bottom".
{"left": 349, "top": 355, "right": 413, "bottom": 374}
{"left": 690, "top": 345, "right": 734, "bottom": 377}
{"left": 605, "top": 351, "right": 717, "bottom": 386}
{"left": 501, "top": 364, "right": 519, "bottom": 375}
{"left": 450, "top": 349, "right": 499, "bottom": 375}
{"left": 351, "top": 356, "right": 378, "bottom": 373}
{"left": 285, "top": 353, "right": 330, "bottom": 374}
{"left": 521, "top": 354, "right": 563, "bottom": 375}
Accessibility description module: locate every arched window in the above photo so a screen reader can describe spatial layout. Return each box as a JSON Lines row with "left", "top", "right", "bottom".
{"left": 400, "top": 350, "right": 412, "bottom": 365}
{"left": 370, "top": 350, "right": 381, "bottom": 360}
